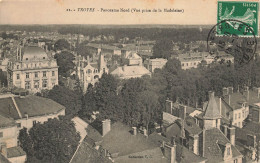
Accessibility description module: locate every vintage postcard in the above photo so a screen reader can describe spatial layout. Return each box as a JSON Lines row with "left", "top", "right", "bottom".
{"left": 0, "top": 0, "right": 260, "bottom": 163}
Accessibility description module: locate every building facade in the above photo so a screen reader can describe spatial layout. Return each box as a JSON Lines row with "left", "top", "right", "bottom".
{"left": 143, "top": 58, "right": 167, "bottom": 72}
{"left": 76, "top": 54, "right": 108, "bottom": 92}
{"left": 7, "top": 46, "right": 58, "bottom": 93}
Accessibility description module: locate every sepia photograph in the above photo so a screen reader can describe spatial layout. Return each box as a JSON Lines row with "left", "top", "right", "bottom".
{"left": 0, "top": 0, "right": 260, "bottom": 162}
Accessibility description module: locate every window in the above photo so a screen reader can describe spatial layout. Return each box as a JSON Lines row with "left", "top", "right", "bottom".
{"left": 26, "top": 58, "right": 28, "bottom": 61}
{"left": 35, "top": 64, "right": 37, "bottom": 67}
{"left": 17, "top": 65, "right": 19, "bottom": 69}
{"left": 182, "top": 63, "right": 184, "bottom": 66}
{"left": 34, "top": 81, "right": 39, "bottom": 89}
{"left": 227, "top": 147, "right": 230, "bottom": 155}
{"left": 194, "top": 62, "right": 196, "bottom": 65}
{"left": 26, "top": 73, "right": 30, "bottom": 79}
{"left": 17, "top": 123, "right": 21, "bottom": 128}
{"left": 52, "top": 71, "right": 55, "bottom": 76}
{"left": 26, "top": 64, "right": 28, "bottom": 68}
{"left": 239, "top": 113, "right": 241, "bottom": 119}
{"left": 103, "top": 68, "right": 106, "bottom": 73}
{"left": 235, "top": 114, "right": 237, "bottom": 120}
{"left": 25, "top": 82, "right": 31, "bottom": 89}
{"left": 16, "top": 74, "right": 20, "bottom": 80}
{"left": 42, "top": 79, "right": 48, "bottom": 88}
{"left": 35, "top": 72, "right": 38, "bottom": 78}
{"left": 234, "top": 159, "right": 238, "bottom": 163}
{"left": 43, "top": 57, "right": 45, "bottom": 59}
{"left": 0, "top": 132, "right": 3, "bottom": 138}
{"left": 43, "top": 71, "right": 46, "bottom": 77}
{"left": 186, "top": 63, "right": 188, "bottom": 66}
{"left": 87, "top": 69, "right": 92, "bottom": 74}
{"left": 33, "top": 120, "right": 37, "bottom": 126}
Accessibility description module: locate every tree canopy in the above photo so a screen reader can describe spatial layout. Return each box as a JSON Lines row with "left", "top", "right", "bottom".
{"left": 18, "top": 116, "right": 80, "bottom": 163}
{"left": 54, "top": 39, "right": 70, "bottom": 51}
{"left": 54, "top": 51, "right": 75, "bottom": 77}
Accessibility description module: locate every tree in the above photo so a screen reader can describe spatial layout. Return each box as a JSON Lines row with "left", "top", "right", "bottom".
{"left": 19, "top": 117, "right": 80, "bottom": 163}
{"left": 54, "top": 51, "right": 75, "bottom": 77}
{"left": 47, "top": 85, "right": 82, "bottom": 117}
{"left": 54, "top": 39, "right": 70, "bottom": 51}
{"left": 153, "top": 38, "right": 173, "bottom": 59}
{"left": 76, "top": 41, "right": 92, "bottom": 58}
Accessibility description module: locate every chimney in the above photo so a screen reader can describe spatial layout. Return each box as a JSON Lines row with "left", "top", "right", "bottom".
{"left": 132, "top": 127, "right": 137, "bottom": 136}
{"left": 222, "top": 87, "right": 228, "bottom": 96}
{"left": 227, "top": 126, "right": 235, "bottom": 146}
{"left": 163, "top": 140, "right": 176, "bottom": 163}
{"left": 102, "top": 119, "right": 111, "bottom": 136}
{"left": 166, "top": 100, "right": 173, "bottom": 115}
{"left": 228, "top": 87, "right": 233, "bottom": 94}
{"left": 143, "top": 128, "right": 148, "bottom": 137}
{"left": 25, "top": 113, "right": 28, "bottom": 120}
{"left": 209, "top": 91, "right": 215, "bottom": 99}
{"left": 222, "top": 124, "right": 228, "bottom": 137}
{"left": 0, "top": 143, "right": 7, "bottom": 158}
{"left": 193, "top": 135, "right": 199, "bottom": 155}
{"left": 178, "top": 104, "right": 187, "bottom": 120}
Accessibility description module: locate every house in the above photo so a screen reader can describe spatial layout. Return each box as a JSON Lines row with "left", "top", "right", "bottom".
{"left": 0, "top": 92, "right": 66, "bottom": 163}
{"left": 0, "top": 93, "right": 65, "bottom": 131}
{"left": 143, "top": 58, "right": 167, "bottom": 72}
{"left": 177, "top": 52, "right": 234, "bottom": 70}
{"left": 75, "top": 53, "right": 108, "bottom": 92}
{"left": 7, "top": 46, "right": 58, "bottom": 93}
{"left": 235, "top": 104, "right": 260, "bottom": 162}
{"left": 163, "top": 92, "right": 243, "bottom": 163}
{"left": 110, "top": 65, "right": 151, "bottom": 79}
{"left": 70, "top": 119, "right": 207, "bottom": 163}
{"left": 123, "top": 52, "right": 142, "bottom": 66}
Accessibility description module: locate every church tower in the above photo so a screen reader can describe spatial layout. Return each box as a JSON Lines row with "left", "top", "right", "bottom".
{"left": 98, "top": 51, "right": 107, "bottom": 74}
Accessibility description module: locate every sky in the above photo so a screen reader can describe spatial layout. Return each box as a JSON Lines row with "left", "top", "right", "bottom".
{"left": 0, "top": 0, "right": 255, "bottom": 25}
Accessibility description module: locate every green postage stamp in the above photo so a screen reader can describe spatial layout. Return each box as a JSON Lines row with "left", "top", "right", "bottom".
{"left": 217, "top": 1, "right": 258, "bottom": 36}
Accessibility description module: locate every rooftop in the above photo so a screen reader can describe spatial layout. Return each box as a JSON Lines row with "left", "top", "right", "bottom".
{"left": 101, "top": 122, "right": 158, "bottom": 156}
{"left": 203, "top": 92, "right": 221, "bottom": 119}
{"left": 111, "top": 65, "right": 151, "bottom": 79}
{"left": 204, "top": 128, "right": 242, "bottom": 163}
{"left": 22, "top": 46, "right": 48, "bottom": 61}
{"left": 0, "top": 94, "right": 65, "bottom": 120}
{"left": 0, "top": 154, "right": 10, "bottom": 163}
{"left": 7, "top": 146, "right": 26, "bottom": 158}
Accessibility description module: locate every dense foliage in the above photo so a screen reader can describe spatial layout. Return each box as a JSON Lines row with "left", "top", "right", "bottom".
{"left": 18, "top": 116, "right": 80, "bottom": 163}
{"left": 54, "top": 51, "right": 75, "bottom": 77}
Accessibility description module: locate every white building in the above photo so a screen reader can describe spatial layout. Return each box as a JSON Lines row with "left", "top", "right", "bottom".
{"left": 143, "top": 58, "right": 167, "bottom": 72}
{"left": 76, "top": 53, "right": 108, "bottom": 92}
{"left": 7, "top": 46, "right": 58, "bottom": 93}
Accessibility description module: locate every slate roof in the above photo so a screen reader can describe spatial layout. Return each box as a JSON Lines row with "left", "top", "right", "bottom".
{"left": 7, "top": 146, "right": 26, "bottom": 158}
{"left": 14, "top": 95, "right": 65, "bottom": 118}
{"left": 0, "top": 95, "right": 65, "bottom": 120}
{"left": 242, "top": 121, "right": 260, "bottom": 136}
{"left": 222, "top": 91, "right": 260, "bottom": 110}
{"left": 0, "top": 114, "right": 15, "bottom": 128}
{"left": 203, "top": 93, "right": 221, "bottom": 119}
{"left": 165, "top": 116, "right": 202, "bottom": 138}
{"left": 0, "top": 153, "right": 10, "bottom": 163}
{"left": 22, "top": 46, "right": 48, "bottom": 61}
{"left": 70, "top": 137, "right": 112, "bottom": 163}
{"left": 101, "top": 122, "right": 158, "bottom": 156}
{"left": 148, "top": 132, "right": 207, "bottom": 163}
{"left": 204, "top": 128, "right": 242, "bottom": 163}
